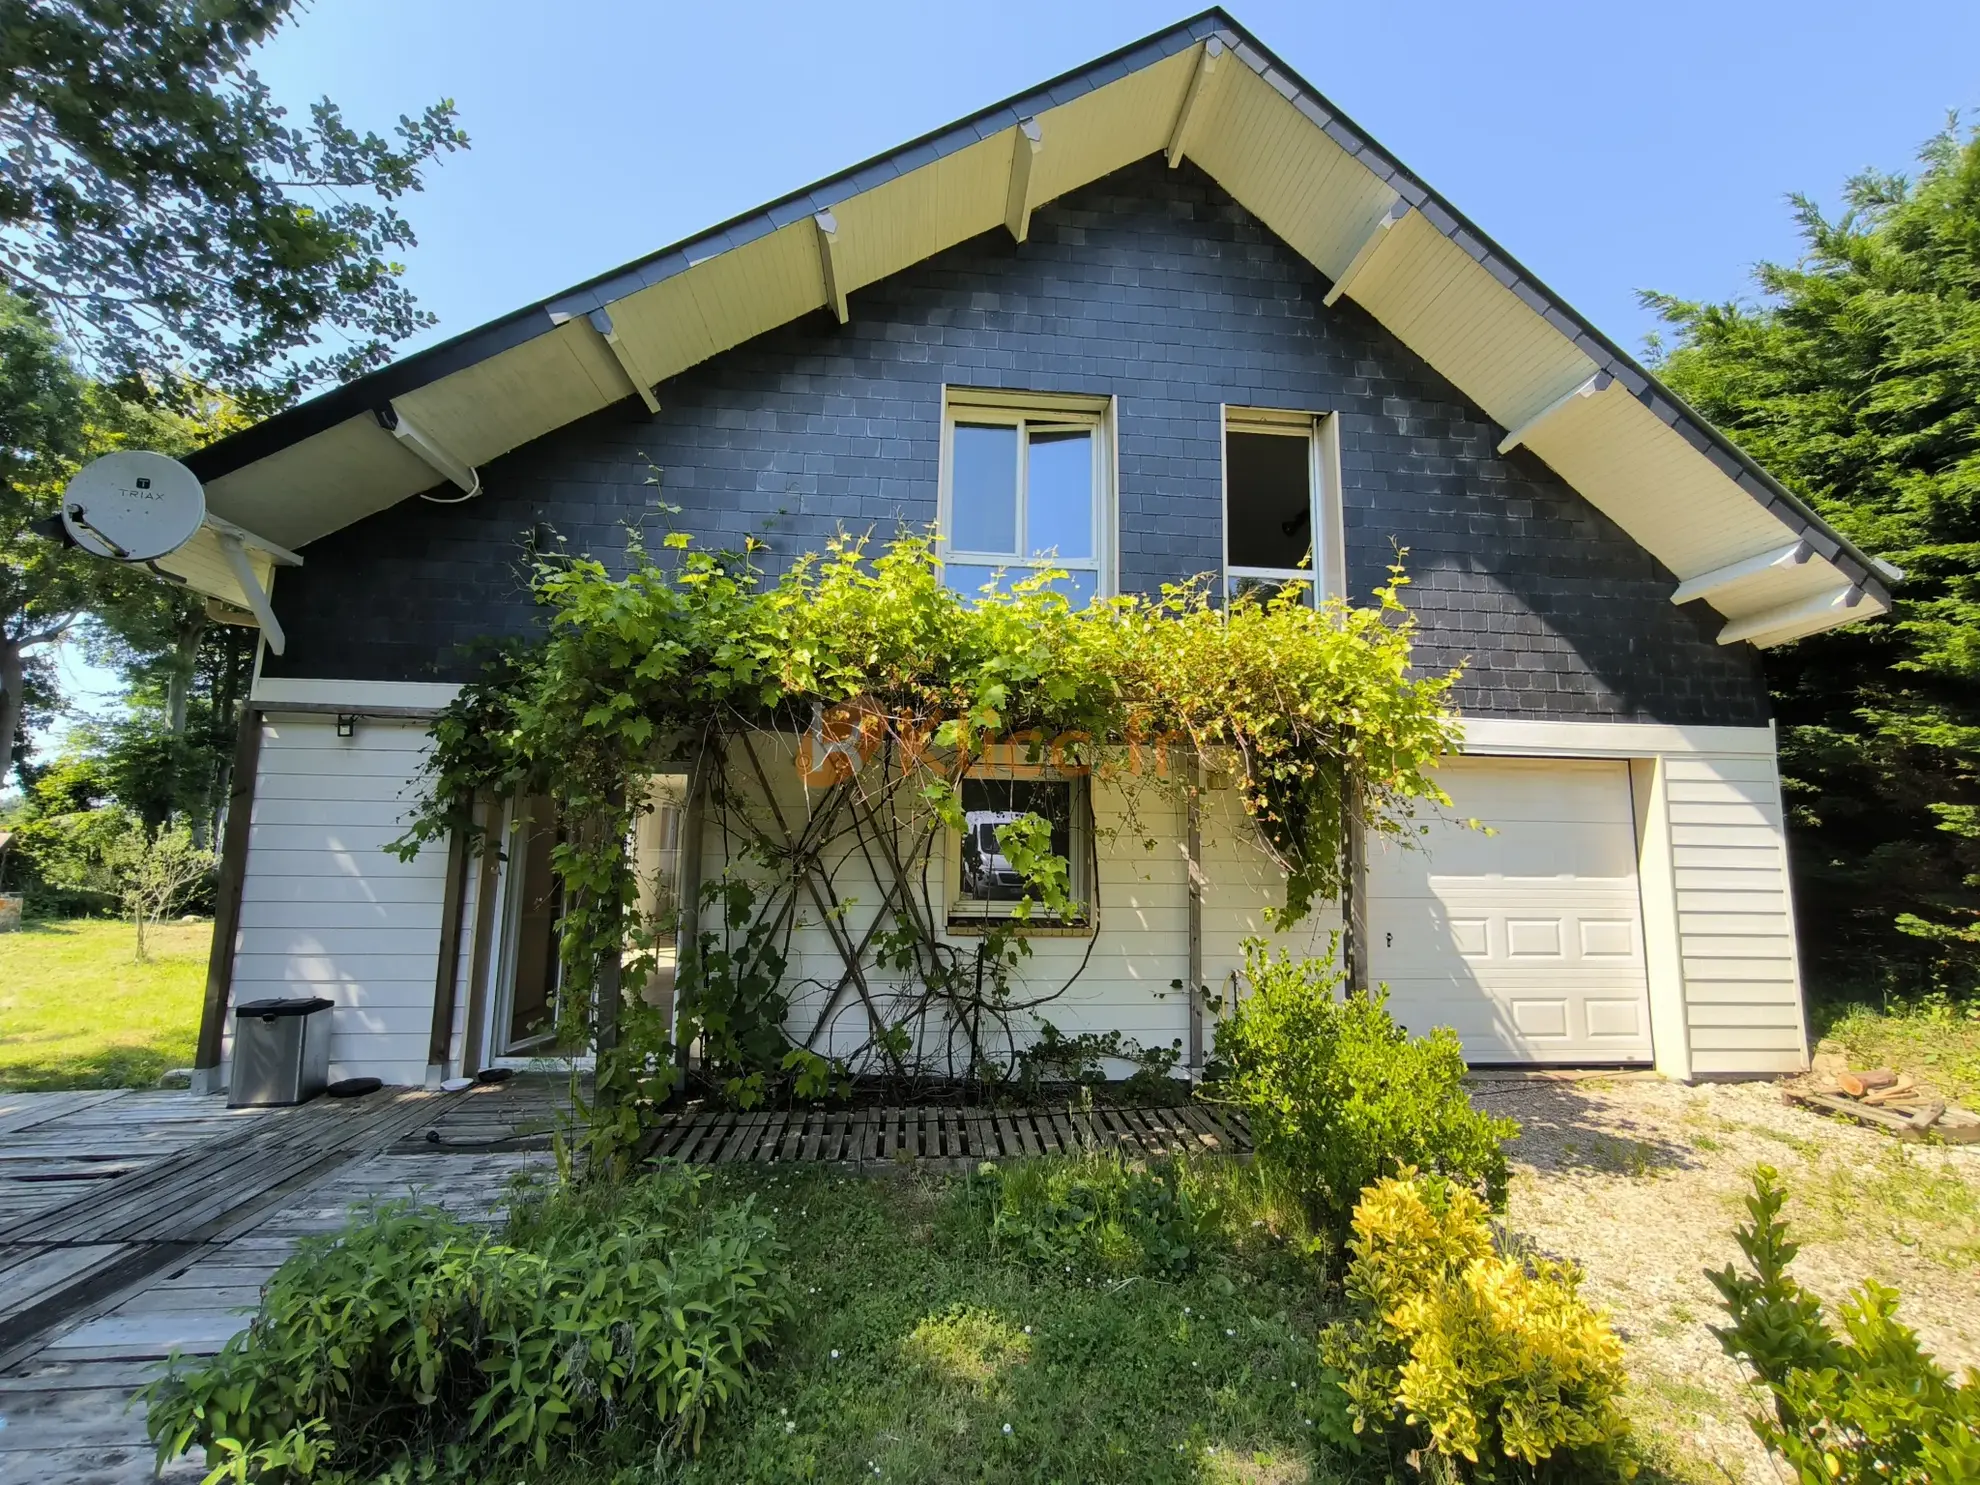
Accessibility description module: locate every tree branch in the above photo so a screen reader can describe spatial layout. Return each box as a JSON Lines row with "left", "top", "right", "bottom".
{"left": 11, "top": 615, "right": 83, "bottom": 650}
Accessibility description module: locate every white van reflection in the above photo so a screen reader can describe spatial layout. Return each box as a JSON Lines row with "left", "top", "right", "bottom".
{"left": 960, "top": 810, "right": 1027, "bottom": 900}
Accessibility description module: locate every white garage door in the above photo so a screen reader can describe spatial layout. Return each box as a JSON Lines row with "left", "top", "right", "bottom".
{"left": 1366, "top": 757, "right": 1653, "bottom": 1064}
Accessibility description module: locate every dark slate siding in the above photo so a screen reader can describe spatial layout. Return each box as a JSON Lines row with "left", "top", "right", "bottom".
{"left": 265, "top": 156, "right": 1768, "bottom": 727}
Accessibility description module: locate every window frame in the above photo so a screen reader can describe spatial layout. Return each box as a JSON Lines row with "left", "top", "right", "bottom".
{"left": 938, "top": 387, "right": 1117, "bottom": 602}
{"left": 944, "top": 756, "right": 1095, "bottom": 934}
{"left": 1220, "top": 406, "right": 1346, "bottom": 607}
{"left": 488, "top": 793, "right": 567, "bottom": 1058}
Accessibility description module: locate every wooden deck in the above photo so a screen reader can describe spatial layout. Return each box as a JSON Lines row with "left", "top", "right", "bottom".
{"left": 648, "top": 1098, "right": 1253, "bottom": 1169}
{"left": 0, "top": 1081, "right": 566, "bottom": 1485}
{"left": 0, "top": 1083, "right": 1234, "bottom": 1482}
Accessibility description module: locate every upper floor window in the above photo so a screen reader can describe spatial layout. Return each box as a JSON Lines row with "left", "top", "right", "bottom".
{"left": 1222, "top": 407, "right": 1344, "bottom": 606}
{"left": 940, "top": 388, "right": 1114, "bottom": 607}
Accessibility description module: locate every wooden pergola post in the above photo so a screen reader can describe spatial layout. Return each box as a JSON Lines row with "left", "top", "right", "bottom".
{"left": 192, "top": 706, "right": 261, "bottom": 1095}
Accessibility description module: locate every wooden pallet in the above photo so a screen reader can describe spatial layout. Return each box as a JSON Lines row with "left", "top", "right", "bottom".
{"left": 1782, "top": 1087, "right": 1980, "bottom": 1143}
{"left": 644, "top": 1099, "right": 1252, "bottom": 1169}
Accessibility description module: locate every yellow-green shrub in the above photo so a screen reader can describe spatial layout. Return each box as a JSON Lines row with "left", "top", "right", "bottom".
{"left": 1318, "top": 1172, "right": 1635, "bottom": 1480}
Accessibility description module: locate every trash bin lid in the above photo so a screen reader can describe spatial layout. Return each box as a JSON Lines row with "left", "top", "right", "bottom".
{"left": 235, "top": 996, "right": 335, "bottom": 1019}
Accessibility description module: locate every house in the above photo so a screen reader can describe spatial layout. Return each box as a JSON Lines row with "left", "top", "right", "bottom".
{"left": 165, "top": 12, "right": 1893, "bottom": 1095}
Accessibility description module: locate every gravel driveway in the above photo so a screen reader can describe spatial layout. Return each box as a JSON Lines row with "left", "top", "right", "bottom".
{"left": 1478, "top": 1073, "right": 1980, "bottom": 1482}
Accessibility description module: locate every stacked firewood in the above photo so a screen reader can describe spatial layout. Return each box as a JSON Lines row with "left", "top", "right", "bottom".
{"left": 1781, "top": 1066, "right": 1980, "bottom": 1143}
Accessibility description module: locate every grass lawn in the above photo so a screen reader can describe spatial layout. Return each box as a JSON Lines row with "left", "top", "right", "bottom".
{"left": 630, "top": 1161, "right": 1689, "bottom": 1485}
{"left": 647, "top": 1163, "right": 1340, "bottom": 1485}
{"left": 0, "top": 917, "right": 210, "bottom": 1090}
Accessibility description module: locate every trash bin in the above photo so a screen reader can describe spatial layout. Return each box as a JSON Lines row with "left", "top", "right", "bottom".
{"left": 229, "top": 997, "right": 335, "bottom": 1108}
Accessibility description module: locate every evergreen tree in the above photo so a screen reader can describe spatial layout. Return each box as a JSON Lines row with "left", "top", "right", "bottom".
{"left": 1648, "top": 121, "right": 1980, "bottom": 997}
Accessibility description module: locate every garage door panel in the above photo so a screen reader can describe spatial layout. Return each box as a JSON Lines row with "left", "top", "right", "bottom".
{"left": 1368, "top": 758, "right": 1652, "bottom": 1064}
{"left": 1376, "top": 982, "right": 1647, "bottom": 1061}
{"left": 1371, "top": 909, "right": 1641, "bottom": 972}
{"left": 1381, "top": 822, "right": 1636, "bottom": 882}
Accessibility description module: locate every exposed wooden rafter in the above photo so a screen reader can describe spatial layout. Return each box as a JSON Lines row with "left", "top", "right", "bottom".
{"left": 204, "top": 512, "right": 301, "bottom": 569}
{"left": 1321, "top": 198, "right": 1411, "bottom": 308}
{"left": 215, "top": 531, "right": 287, "bottom": 656}
{"left": 1669, "top": 541, "right": 1811, "bottom": 606}
{"left": 1004, "top": 117, "right": 1044, "bottom": 243}
{"left": 1495, "top": 372, "right": 1615, "bottom": 455}
{"left": 1718, "top": 585, "right": 1875, "bottom": 647}
{"left": 1165, "top": 36, "right": 1225, "bottom": 167}
{"left": 814, "top": 210, "right": 849, "bottom": 324}
{"left": 586, "top": 308, "right": 661, "bottom": 413}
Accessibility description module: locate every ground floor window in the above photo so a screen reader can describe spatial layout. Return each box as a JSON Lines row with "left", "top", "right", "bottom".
{"left": 950, "top": 772, "right": 1091, "bottom": 928}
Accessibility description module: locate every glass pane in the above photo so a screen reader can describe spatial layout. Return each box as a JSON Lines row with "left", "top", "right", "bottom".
{"left": 1227, "top": 573, "right": 1316, "bottom": 608}
{"left": 1041, "top": 567, "right": 1098, "bottom": 609}
{"left": 958, "top": 777, "right": 1074, "bottom": 907}
{"left": 951, "top": 423, "right": 1018, "bottom": 554}
{"left": 1225, "top": 431, "right": 1312, "bottom": 570}
{"left": 1025, "top": 428, "right": 1094, "bottom": 560}
{"left": 942, "top": 562, "right": 1009, "bottom": 600}
{"left": 508, "top": 798, "right": 564, "bottom": 1050}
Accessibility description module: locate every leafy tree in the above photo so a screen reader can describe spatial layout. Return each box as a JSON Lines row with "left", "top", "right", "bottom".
{"left": 0, "top": 285, "right": 117, "bottom": 794}
{"left": 1647, "top": 121, "right": 1980, "bottom": 997}
{"left": 30, "top": 804, "right": 213, "bottom": 959}
{"left": 1, "top": 2, "right": 463, "bottom": 800}
{"left": 0, "top": 286, "right": 248, "bottom": 797}
{"left": 0, "top": 0, "right": 467, "bottom": 402}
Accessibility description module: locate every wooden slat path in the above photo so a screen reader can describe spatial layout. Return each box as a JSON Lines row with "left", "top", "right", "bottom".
{"left": 0, "top": 1085, "right": 563, "bottom": 1485}
{"left": 0, "top": 1087, "right": 479, "bottom": 1373}
{"left": 646, "top": 1098, "right": 1251, "bottom": 1171}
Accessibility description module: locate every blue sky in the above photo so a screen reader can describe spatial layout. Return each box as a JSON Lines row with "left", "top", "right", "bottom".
{"left": 32, "top": 0, "right": 1980, "bottom": 754}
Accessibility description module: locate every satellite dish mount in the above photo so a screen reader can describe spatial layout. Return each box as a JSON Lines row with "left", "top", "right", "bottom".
{"left": 59, "top": 451, "right": 303, "bottom": 656}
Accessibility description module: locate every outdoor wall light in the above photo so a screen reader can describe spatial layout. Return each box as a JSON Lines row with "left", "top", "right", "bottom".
{"left": 335, "top": 714, "right": 357, "bottom": 739}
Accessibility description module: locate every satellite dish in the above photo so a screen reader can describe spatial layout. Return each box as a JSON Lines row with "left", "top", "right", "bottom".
{"left": 61, "top": 451, "right": 206, "bottom": 562}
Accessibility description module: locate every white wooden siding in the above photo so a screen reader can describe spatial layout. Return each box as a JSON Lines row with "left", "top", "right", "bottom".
{"left": 1200, "top": 781, "right": 1344, "bottom": 1031}
{"left": 696, "top": 736, "right": 1325, "bottom": 1075}
{"left": 224, "top": 717, "right": 447, "bottom": 1088}
{"left": 225, "top": 717, "right": 1806, "bottom": 1084}
{"left": 1658, "top": 753, "right": 1807, "bottom": 1074}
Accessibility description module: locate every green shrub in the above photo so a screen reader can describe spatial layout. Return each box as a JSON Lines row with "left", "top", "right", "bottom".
{"left": 142, "top": 1164, "right": 789, "bottom": 1480}
{"left": 1709, "top": 1164, "right": 1980, "bottom": 1483}
{"left": 1212, "top": 941, "right": 1517, "bottom": 1251}
{"left": 1013, "top": 1021, "right": 1186, "bottom": 1101}
{"left": 1317, "top": 1171, "right": 1635, "bottom": 1480}
{"left": 970, "top": 1152, "right": 1224, "bottom": 1277}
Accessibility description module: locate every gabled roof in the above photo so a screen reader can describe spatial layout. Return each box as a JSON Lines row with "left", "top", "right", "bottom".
{"left": 182, "top": 9, "right": 1891, "bottom": 649}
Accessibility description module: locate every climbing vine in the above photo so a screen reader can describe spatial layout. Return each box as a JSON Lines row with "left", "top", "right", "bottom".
{"left": 394, "top": 530, "right": 1461, "bottom": 1126}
